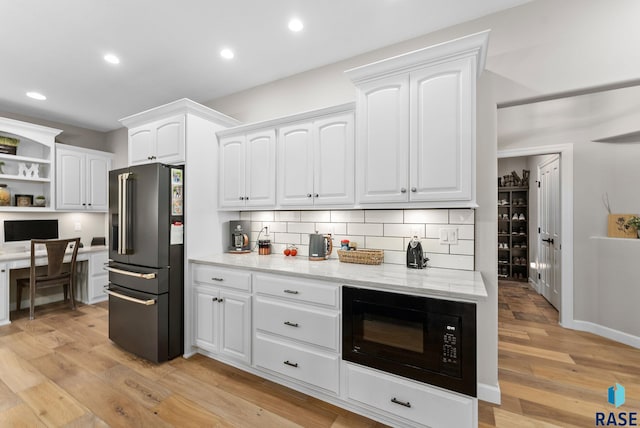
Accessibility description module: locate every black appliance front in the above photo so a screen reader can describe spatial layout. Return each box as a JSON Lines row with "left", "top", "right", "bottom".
{"left": 109, "top": 163, "right": 174, "bottom": 268}
{"left": 107, "top": 284, "right": 168, "bottom": 363}
{"left": 342, "top": 286, "right": 477, "bottom": 397}
{"left": 107, "top": 163, "right": 184, "bottom": 363}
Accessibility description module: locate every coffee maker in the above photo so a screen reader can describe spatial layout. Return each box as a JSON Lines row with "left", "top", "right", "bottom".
{"left": 229, "top": 221, "right": 250, "bottom": 253}
{"left": 406, "top": 236, "right": 429, "bottom": 269}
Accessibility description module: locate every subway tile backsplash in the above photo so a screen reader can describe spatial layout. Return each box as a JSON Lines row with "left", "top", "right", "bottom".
{"left": 246, "top": 209, "right": 475, "bottom": 271}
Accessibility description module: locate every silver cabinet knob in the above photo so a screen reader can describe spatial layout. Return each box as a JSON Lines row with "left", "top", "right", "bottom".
{"left": 400, "top": 188, "right": 407, "bottom": 193}
{"left": 411, "top": 187, "right": 417, "bottom": 192}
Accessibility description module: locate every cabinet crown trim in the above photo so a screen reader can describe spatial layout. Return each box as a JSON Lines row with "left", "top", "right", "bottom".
{"left": 56, "top": 142, "right": 114, "bottom": 157}
{"left": 216, "top": 102, "right": 355, "bottom": 138}
{"left": 345, "top": 30, "right": 489, "bottom": 83}
{"left": 0, "top": 117, "right": 62, "bottom": 144}
{"left": 119, "top": 98, "right": 240, "bottom": 128}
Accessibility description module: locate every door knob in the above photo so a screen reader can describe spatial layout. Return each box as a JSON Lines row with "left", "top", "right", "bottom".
{"left": 542, "top": 238, "right": 554, "bottom": 244}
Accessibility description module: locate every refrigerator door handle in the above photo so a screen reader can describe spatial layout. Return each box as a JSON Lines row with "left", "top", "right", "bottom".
{"left": 105, "top": 289, "right": 156, "bottom": 306}
{"left": 118, "top": 172, "right": 132, "bottom": 255}
{"left": 105, "top": 266, "right": 157, "bottom": 280}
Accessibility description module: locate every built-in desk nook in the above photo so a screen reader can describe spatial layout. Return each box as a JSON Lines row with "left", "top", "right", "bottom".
{"left": 0, "top": 218, "right": 109, "bottom": 325}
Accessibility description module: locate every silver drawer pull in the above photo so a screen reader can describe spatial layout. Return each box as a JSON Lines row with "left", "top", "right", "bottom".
{"left": 391, "top": 398, "right": 411, "bottom": 408}
{"left": 283, "top": 360, "right": 298, "bottom": 368}
{"left": 105, "top": 290, "right": 156, "bottom": 306}
{"left": 283, "top": 289, "right": 299, "bottom": 295}
{"left": 211, "top": 277, "right": 224, "bottom": 282}
{"left": 105, "top": 266, "right": 156, "bottom": 280}
{"left": 284, "top": 321, "right": 299, "bottom": 328}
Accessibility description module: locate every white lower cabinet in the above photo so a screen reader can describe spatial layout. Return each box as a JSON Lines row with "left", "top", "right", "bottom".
{"left": 192, "top": 263, "right": 252, "bottom": 365}
{"left": 345, "top": 363, "right": 476, "bottom": 428}
{"left": 190, "top": 264, "right": 477, "bottom": 427}
{"left": 86, "top": 251, "right": 108, "bottom": 304}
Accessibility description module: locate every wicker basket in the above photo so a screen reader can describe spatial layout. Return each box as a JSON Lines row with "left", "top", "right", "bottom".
{"left": 337, "top": 249, "right": 384, "bottom": 265}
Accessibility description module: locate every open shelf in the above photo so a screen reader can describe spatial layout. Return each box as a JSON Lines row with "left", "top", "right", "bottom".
{"left": 0, "top": 153, "right": 51, "bottom": 164}
{"left": 498, "top": 186, "right": 529, "bottom": 281}
{"left": 0, "top": 173, "right": 50, "bottom": 183}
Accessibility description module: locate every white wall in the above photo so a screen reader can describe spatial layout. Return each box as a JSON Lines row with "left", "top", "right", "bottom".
{"left": 498, "top": 156, "right": 527, "bottom": 180}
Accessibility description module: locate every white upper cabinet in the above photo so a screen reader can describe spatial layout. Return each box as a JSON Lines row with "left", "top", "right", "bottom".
{"left": 217, "top": 103, "right": 354, "bottom": 210}
{"left": 278, "top": 110, "right": 354, "bottom": 207}
{"left": 128, "top": 115, "right": 185, "bottom": 165}
{"left": 346, "top": 30, "right": 489, "bottom": 207}
{"left": 409, "top": 57, "right": 473, "bottom": 202}
{"left": 355, "top": 75, "right": 409, "bottom": 204}
{"left": 278, "top": 123, "right": 314, "bottom": 206}
{"left": 56, "top": 144, "right": 112, "bottom": 211}
{"left": 219, "top": 129, "right": 276, "bottom": 209}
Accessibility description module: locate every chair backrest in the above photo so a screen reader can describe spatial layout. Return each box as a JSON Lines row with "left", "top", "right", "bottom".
{"left": 30, "top": 238, "right": 81, "bottom": 277}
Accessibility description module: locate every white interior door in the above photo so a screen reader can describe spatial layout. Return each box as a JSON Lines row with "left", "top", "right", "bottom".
{"left": 538, "top": 156, "right": 561, "bottom": 309}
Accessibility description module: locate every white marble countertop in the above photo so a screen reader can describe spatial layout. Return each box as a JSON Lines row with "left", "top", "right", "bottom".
{"left": 190, "top": 253, "right": 487, "bottom": 301}
{"left": 0, "top": 245, "right": 107, "bottom": 263}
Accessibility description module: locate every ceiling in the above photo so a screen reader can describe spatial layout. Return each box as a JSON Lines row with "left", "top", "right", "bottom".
{"left": 1, "top": 0, "right": 530, "bottom": 132}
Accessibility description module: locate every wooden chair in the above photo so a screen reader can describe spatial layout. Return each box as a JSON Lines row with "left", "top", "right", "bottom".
{"left": 16, "top": 238, "right": 81, "bottom": 320}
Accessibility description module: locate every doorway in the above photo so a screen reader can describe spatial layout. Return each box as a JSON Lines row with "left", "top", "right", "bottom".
{"left": 497, "top": 145, "right": 574, "bottom": 327}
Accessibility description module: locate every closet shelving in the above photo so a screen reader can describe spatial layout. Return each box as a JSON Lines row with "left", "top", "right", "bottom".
{"left": 498, "top": 186, "right": 529, "bottom": 281}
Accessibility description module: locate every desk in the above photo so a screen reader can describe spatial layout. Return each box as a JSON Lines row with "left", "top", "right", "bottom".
{"left": 0, "top": 246, "right": 108, "bottom": 325}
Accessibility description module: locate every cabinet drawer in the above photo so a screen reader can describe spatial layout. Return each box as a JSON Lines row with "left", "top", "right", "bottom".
{"left": 253, "top": 274, "right": 338, "bottom": 307}
{"left": 345, "top": 363, "right": 474, "bottom": 427}
{"left": 254, "top": 333, "right": 339, "bottom": 394}
{"left": 254, "top": 297, "right": 339, "bottom": 350}
{"left": 193, "top": 264, "right": 251, "bottom": 291}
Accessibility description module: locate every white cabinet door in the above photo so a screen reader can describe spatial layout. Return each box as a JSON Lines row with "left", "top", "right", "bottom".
{"left": 245, "top": 130, "right": 276, "bottom": 207}
{"left": 356, "top": 75, "right": 410, "bottom": 204}
{"left": 219, "top": 290, "right": 251, "bottom": 364}
{"left": 86, "top": 154, "right": 111, "bottom": 211}
{"left": 194, "top": 287, "right": 219, "bottom": 353}
{"left": 409, "top": 57, "right": 473, "bottom": 202}
{"left": 314, "top": 113, "right": 354, "bottom": 206}
{"left": 56, "top": 148, "right": 85, "bottom": 210}
{"left": 219, "top": 135, "right": 246, "bottom": 208}
{"left": 155, "top": 115, "right": 185, "bottom": 164}
{"left": 87, "top": 251, "right": 108, "bottom": 303}
{"left": 278, "top": 123, "right": 314, "bottom": 207}
{"left": 129, "top": 127, "right": 154, "bottom": 165}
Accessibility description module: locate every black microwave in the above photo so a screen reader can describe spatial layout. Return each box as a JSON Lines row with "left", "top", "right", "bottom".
{"left": 342, "top": 286, "right": 477, "bottom": 396}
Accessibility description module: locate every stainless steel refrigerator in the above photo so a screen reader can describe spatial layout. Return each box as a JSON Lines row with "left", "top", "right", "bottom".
{"left": 107, "top": 163, "right": 184, "bottom": 363}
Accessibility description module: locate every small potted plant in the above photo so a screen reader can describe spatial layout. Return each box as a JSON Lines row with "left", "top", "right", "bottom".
{"left": 626, "top": 216, "right": 640, "bottom": 238}
{"left": 34, "top": 195, "right": 46, "bottom": 207}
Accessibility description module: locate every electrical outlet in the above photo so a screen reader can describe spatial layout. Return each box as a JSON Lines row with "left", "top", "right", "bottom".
{"left": 439, "top": 227, "right": 458, "bottom": 245}
{"left": 74, "top": 222, "right": 82, "bottom": 231}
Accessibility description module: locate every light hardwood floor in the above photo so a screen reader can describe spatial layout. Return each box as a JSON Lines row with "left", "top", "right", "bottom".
{"left": 479, "top": 281, "right": 640, "bottom": 427}
{"left": 0, "top": 282, "right": 638, "bottom": 427}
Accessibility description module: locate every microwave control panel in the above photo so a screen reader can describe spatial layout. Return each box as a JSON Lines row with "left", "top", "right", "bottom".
{"left": 440, "top": 314, "right": 462, "bottom": 377}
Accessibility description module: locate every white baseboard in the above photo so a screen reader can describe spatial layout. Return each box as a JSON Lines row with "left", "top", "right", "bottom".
{"left": 570, "top": 320, "right": 640, "bottom": 349}
{"left": 478, "top": 382, "right": 501, "bottom": 404}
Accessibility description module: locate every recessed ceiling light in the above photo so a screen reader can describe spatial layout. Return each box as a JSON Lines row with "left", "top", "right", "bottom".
{"left": 288, "top": 18, "right": 304, "bottom": 32}
{"left": 220, "top": 48, "right": 235, "bottom": 59}
{"left": 104, "top": 54, "right": 120, "bottom": 64}
{"left": 26, "top": 91, "right": 46, "bottom": 101}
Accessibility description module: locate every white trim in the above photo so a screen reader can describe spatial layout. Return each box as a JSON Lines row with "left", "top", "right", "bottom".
{"left": 216, "top": 102, "right": 355, "bottom": 137}
{"left": 119, "top": 98, "right": 240, "bottom": 128}
{"left": 571, "top": 320, "right": 640, "bottom": 349}
{"left": 497, "top": 144, "right": 574, "bottom": 328}
{"left": 478, "top": 382, "right": 501, "bottom": 405}
{"left": 345, "top": 30, "right": 490, "bottom": 82}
